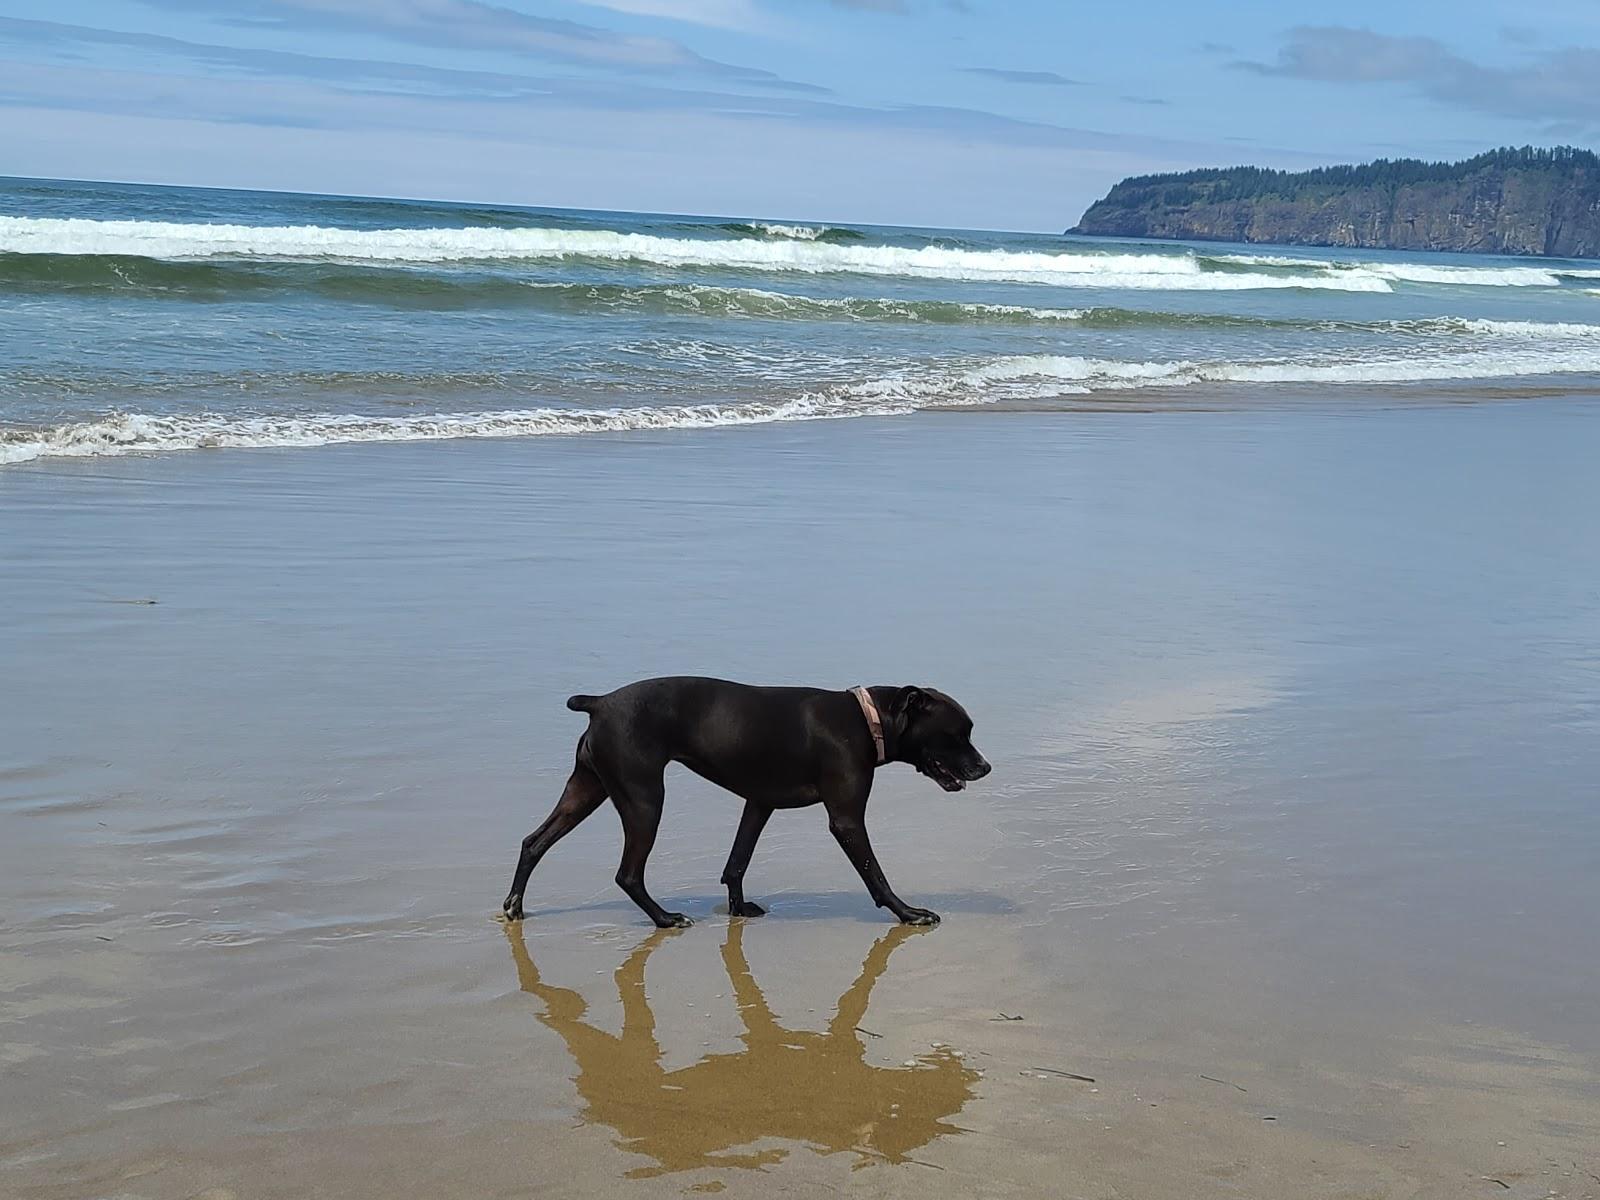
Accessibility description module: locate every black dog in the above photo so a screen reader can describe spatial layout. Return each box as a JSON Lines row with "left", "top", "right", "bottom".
{"left": 502, "top": 677, "right": 990, "bottom": 928}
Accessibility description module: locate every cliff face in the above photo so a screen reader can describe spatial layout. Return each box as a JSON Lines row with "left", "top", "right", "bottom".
{"left": 1071, "top": 148, "right": 1600, "bottom": 258}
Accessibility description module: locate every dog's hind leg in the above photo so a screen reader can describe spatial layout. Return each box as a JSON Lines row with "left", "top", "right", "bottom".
{"left": 610, "top": 775, "right": 691, "bottom": 929}
{"left": 502, "top": 762, "right": 607, "bottom": 920}
{"left": 721, "top": 800, "right": 772, "bottom": 917}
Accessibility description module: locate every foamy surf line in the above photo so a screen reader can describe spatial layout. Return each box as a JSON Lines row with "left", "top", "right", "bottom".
{"left": 9, "top": 335, "right": 1600, "bottom": 465}
{"left": 0, "top": 216, "right": 1391, "bottom": 290}
{"left": 0, "top": 395, "right": 918, "bottom": 465}
{"left": 1220, "top": 254, "right": 1600, "bottom": 288}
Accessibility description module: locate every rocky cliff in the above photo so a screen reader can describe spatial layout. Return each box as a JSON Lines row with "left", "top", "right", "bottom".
{"left": 1071, "top": 147, "right": 1600, "bottom": 258}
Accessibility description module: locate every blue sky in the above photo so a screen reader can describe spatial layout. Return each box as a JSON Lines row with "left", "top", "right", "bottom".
{"left": 3, "top": 0, "right": 1598, "bottom": 229}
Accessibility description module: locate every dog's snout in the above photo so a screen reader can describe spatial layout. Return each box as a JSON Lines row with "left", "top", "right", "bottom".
{"left": 970, "top": 757, "right": 992, "bottom": 780}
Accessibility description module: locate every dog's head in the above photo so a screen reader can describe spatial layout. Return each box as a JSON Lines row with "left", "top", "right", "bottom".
{"left": 892, "top": 686, "right": 991, "bottom": 792}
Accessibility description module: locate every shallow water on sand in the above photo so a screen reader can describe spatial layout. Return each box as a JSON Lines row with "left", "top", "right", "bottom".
{"left": 2, "top": 403, "right": 1599, "bottom": 1198}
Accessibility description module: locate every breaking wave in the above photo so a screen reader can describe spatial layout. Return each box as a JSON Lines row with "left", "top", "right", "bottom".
{"left": 13, "top": 215, "right": 1599, "bottom": 294}
{"left": 0, "top": 216, "right": 1393, "bottom": 290}
{"left": 715, "top": 222, "right": 865, "bottom": 242}
{"left": 0, "top": 257, "right": 1097, "bottom": 321}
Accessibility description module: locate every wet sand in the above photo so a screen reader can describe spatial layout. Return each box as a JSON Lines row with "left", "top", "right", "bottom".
{"left": 3, "top": 402, "right": 1599, "bottom": 1198}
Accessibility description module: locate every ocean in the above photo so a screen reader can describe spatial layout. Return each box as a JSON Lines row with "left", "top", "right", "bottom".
{"left": 3, "top": 177, "right": 1599, "bottom": 1198}
{"left": 4, "top": 174, "right": 1600, "bottom": 463}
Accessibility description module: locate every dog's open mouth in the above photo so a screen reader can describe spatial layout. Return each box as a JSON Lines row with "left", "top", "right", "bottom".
{"left": 918, "top": 759, "right": 967, "bottom": 792}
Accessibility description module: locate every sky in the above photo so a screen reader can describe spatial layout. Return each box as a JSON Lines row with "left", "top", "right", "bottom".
{"left": 3, "top": 0, "right": 1599, "bottom": 230}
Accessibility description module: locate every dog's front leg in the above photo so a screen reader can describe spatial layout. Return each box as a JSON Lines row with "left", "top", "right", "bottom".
{"left": 825, "top": 804, "right": 940, "bottom": 926}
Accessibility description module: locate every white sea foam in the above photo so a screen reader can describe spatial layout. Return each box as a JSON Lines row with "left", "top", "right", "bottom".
{"left": 652, "top": 285, "right": 1088, "bottom": 321}
{"left": 823, "top": 327, "right": 1600, "bottom": 404}
{"left": 752, "top": 223, "right": 828, "bottom": 240}
{"left": 0, "top": 216, "right": 1392, "bottom": 291}
{"left": 1208, "top": 252, "right": 1600, "bottom": 289}
{"left": 929, "top": 340, "right": 1600, "bottom": 393}
{"left": 1447, "top": 318, "right": 1600, "bottom": 338}
{"left": 1367, "top": 262, "right": 1569, "bottom": 287}
{"left": 1208, "top": 252, "right": 1335, "bottom": 268}
{"left": 0, "top": 394, "right": 922, "bottom": 465}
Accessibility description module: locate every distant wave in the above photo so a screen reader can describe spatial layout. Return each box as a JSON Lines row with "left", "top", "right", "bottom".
{"left": 0, "top": 257, "right": 1095, "bottom": 322}
{"left": 9, "top": 322, "right": 1600, "bottom": 465}
{"left": 1203, "top": 252, "right": 1600, "bottom": 289}
{"left": 8, "top": 250, "right": 1597, "bottom": 341}
{"left": 0, "top": 216, "right": 1397, "bottom": 290}
{"left": 715, "top": 222, "right": 865, "bottom": 242}
{"left": 0, "top": 253, "right": 1325, "bottom": 321}
{"left": 22, "top": 215, "right": 1597, "bottom": 292}
{"left": 1367, "top": 262, "right": 1600, "bottom": 287}
{"left": 1202, "top": 252, "right": 1334, "bottom": 269}
{"left": 1423, "top": 317, "right": 1600, "bottom": 338}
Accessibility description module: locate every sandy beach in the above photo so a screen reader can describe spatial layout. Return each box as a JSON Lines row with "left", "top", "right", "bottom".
{"left": 4, "top": 403, "right": 1598, "bottom": 1198}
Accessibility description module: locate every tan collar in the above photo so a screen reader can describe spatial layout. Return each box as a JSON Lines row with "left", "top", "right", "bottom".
{"left": 850, "top": 686, "right": 886, "bottom": 764}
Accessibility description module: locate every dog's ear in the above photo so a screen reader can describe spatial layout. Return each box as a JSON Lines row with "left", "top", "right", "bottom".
{"left": 895, "top": 686, "right": 929, "bottom": 720}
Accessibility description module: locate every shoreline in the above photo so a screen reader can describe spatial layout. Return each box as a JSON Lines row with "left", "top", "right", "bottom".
{"left": 6, "top": 378, "right": 1600, "bottom": 469}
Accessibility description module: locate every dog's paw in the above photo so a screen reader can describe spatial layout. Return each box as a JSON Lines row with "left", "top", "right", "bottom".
{"left": 502, "top": 894, "right": 525, "bottom": 921}
{"left": 657, "top": 912, "right": 694, "bottom": 929}
{"left": 898, "top": 907, "right": 941, "bottom": 926}
{"left": 730, "top": 901, "right": 766, "bottom": 918}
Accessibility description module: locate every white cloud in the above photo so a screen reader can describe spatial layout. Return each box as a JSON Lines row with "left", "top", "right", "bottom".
{"left": 132, "top": 0, "right": 781, "bottom": 77}
{"left": 1239, "top": 25, "right": 1600, "bottom": 128}
{"left": 575, "top": 0, "right": 770, "bottom": 33}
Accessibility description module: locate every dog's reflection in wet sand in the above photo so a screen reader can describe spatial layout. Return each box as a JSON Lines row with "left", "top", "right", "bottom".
{"left": 505, "top": 920, "right": 979, "bottom": 1177}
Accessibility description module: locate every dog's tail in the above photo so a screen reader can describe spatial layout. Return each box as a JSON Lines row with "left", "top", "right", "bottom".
{"left": 566, "top": 694, "right": 601, "bottom": 714}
